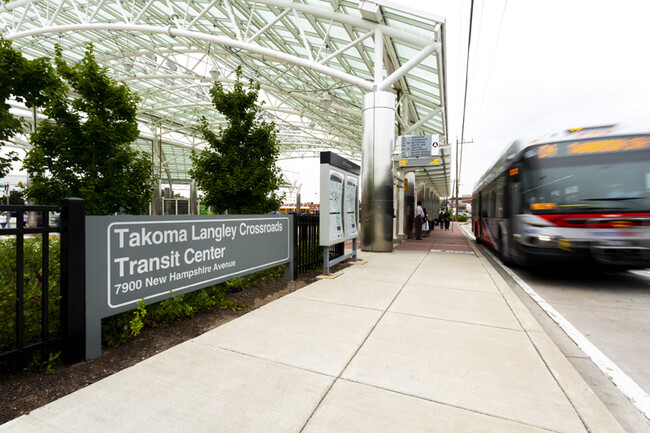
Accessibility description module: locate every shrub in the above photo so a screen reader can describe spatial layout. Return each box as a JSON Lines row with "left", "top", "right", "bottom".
{"left": 0, "top": 236, "right": 61, "bottom": 356}
{"left": 101, "top": 265, "right": 285, "bottom": 347}
{"left": 0, "top": 233, "right": 286, "bottom": 368}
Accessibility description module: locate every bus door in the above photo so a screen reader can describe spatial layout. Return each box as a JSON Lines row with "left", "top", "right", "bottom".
{"left": 505, "top": 164, "right": 523, "bottom": 260}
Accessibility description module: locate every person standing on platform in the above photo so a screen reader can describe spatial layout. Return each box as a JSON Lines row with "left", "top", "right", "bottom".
{"left": 422, "top": 207, "right": 429, "bottom": 237}
{"left": 415, "top": 201, "right": 424, "bottom": 240}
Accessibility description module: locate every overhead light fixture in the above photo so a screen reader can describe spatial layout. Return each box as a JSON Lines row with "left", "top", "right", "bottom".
{"left": 124, "top": 60, "right": 134, "bottom": 72}
{"left": 320, "top": 92, "right": 332, "bottom": 108}
{"left": 358, "top": 0, "right": 381, "bottom": 23}
{"left": 209, "top": 67, "right": 220, "bottom": 80}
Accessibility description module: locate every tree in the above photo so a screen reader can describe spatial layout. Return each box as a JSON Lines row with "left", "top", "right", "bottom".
{"left": 23, "top": 44, "right": 156, "bottom": 215}
{"left": 0, "top": 38, "right": 62, "bottom": 177}
{"left": 190, "top": 67, "right": 284, "bottom": 214}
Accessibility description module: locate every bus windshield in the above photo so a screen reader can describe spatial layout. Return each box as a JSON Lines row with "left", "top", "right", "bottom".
{"left": 522, "top": 136, "right": 650, "bottom": 213}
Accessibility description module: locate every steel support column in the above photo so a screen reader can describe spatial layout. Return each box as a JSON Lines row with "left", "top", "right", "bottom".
{"left": 361, "top": 91, "right": 396, "bottom": 252}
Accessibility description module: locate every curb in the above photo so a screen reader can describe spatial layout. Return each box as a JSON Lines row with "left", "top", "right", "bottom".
{"left": 459, "top": 225, "right": 627, "bottom": 433}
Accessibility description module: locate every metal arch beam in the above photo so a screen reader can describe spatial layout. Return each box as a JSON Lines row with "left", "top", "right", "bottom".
{"left": 249, "top": 0, "right": 436, "bottom": 48}
{"left": 5, "top": 23, "right": 376, "bottom": 91}
{"left": 116, "top": 74, "right": 362, "bottom": 119}
{"left": 403, "top": 107, "right": 443, "bottom": 136}
{"left": 5, "top": 1, "right": 441, "bottom": 97}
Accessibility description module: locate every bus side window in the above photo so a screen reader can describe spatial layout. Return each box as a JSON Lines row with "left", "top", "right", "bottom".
{"left": 496, "top": 175, "right": 505, "bottom": 218}
{"left": 512, "top": 181, "right": 522, "bottom": 214}
{"left": 490, "top": 191, "right": 496, "bottom": 217}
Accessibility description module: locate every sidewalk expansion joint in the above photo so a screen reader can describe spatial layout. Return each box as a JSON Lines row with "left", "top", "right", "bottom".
{"left": 201, "top": 344, "right": 335, "bottom": 379}
{"left": 288, "top": 295, "right": 385, "bottom": 313}
{"left": 337, "top": 378, "right": 564, "bottom": 433}
{"left": 385, "top": 310, "right": 525, "bottom": 334}
{"left": 297, "top": 253, "right": 429, "bottom": 433}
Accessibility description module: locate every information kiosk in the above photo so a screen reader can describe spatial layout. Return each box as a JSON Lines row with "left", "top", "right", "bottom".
{"left": 319, "top": 151, "right": 360, "bottom": 274}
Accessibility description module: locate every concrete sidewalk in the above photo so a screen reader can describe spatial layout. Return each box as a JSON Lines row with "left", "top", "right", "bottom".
{"left": 1, "top": 223, "right": 625, "bottom": 432}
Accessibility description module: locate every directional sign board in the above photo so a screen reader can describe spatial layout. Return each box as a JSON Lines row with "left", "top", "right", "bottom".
{"left": 400, "top": 135, "right": 440, "bottom": 158}
{"left": 397, "top": 157, "right": 441, "bottom": 167}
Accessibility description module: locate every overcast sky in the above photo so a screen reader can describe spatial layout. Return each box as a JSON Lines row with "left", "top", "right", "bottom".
{"left": 409, "top": 0, "right": 650, "bottom": 196}
{"left": 283, "top": 0, "right": 650, "bottom": 202}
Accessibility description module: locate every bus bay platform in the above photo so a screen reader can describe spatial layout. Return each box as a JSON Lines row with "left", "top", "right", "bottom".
{"left": 1, "top": 223, "right": 625, "bottom": 432}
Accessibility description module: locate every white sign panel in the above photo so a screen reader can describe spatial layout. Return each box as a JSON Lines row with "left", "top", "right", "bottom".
{"left": 329, "top": 169, "right": 344, "bottom": 241}
{"left": 400, "top": 134, "right": 440, "bottom": 157}
{"left": 319, "top": 152, "right": 360, "bottom": 246}
{"left": 344, "top": 175, "right": 358, "bottom": 236}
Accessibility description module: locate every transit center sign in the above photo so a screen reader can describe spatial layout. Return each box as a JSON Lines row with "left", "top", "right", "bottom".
{"left": 84, "top": 214, "right": 293, "bottom": 358}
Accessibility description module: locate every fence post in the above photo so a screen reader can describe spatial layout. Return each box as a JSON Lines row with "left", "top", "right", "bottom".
{"left": 283, "top": 213, "right": 297, "bottom": 281}
{"left": 60, "top": 198, "right": 86, "bottom": 363}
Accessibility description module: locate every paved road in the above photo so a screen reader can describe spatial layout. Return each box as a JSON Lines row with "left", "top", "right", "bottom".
{"left": 477, "top": 244, "right": 650, "bottom": 433}
{"left": 513, "top": 266, "right": 650, "bottom": 393}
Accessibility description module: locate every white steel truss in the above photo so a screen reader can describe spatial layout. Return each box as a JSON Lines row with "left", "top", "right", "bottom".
{"left": 1, "top": 0, "right": 449, "bottom": 194}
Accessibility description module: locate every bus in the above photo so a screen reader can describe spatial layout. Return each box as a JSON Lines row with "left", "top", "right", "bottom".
{"left": 472, "top": 124, "right": 650, "bottom": 269}
{"left": 278, "top": 203, "right": 320, "bottom": 215}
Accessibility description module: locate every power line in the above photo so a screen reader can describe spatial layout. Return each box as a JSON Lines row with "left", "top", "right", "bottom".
{"left": 460, "top": 0, "right": 475, "bottom": 145}
{"left": 456, "top": 0, "right": 475, "bottom": 204}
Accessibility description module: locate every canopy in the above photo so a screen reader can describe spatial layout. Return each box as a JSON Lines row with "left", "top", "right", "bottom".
{"left": 2, "top": 0, "right": 450, "bottom": 195}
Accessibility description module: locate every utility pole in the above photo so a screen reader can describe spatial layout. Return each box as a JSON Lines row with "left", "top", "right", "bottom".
{"left": 455, "top": 138, "right": 473, "bottom": 224}
{"left": 455, "top": 138, "right": 459, "bottom": 223}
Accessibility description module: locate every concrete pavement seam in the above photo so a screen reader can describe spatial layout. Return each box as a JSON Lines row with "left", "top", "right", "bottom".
{"left": 334, "top": 377, "right": 565, "bottom": 433}
{"left": 385, "top": 309, "right": 523, "bottom": 333}
{"left": 297, "top": 252, "right": 428, "bottom": 433}
{"left": 190, "top": 342, "right": 337, "bottom": 379}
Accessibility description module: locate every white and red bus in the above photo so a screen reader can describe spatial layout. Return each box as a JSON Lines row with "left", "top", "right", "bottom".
{"left": 472, "top": 124, "right": 650, "bottom": 269}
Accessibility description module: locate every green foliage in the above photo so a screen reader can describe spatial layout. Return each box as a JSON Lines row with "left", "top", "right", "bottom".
{"left": 0, "top": 236, "right": 61, "bottom": 361}
{"left": 0, "top": 231, "right": 285, "bottom": 365}
{"left": 101, "top": 266, "right": 284, "bottom": 347}
{"left": 23, "top": 43, "right": 156, "bottom": 215}
{"left": 27, "top": 350, "right": 61, "bottom": 374}
{"left": 190, "top": 66, "right": 284, "bottom": 214}
{"left": 129, "top": 299, "right": 147, "bottom": 337}
{"left": 1, "top": 190, "right": 25, "bottom": 205}
{"left": 0, "top": 38, "right": 62, "bottom": 177}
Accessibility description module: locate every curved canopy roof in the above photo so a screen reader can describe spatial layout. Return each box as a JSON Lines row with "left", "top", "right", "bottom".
{"left": 2, "top": 0, "right": 450, "bottom": 196}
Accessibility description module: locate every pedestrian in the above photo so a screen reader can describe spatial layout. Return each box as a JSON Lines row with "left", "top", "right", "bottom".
{"left": 444, "top": 210, "right": 451, "bottom": 230}
{"left": 422, "top": 207, "right": 429, "bottom": 238}
{"left": 0, "top": 212, "right": 6, "bottom": 229}
{"left": 438, "top": 210, "right": 444, "bottom": 228}
{"left": 415, "top": 201, "right": 424, "bottom": 240}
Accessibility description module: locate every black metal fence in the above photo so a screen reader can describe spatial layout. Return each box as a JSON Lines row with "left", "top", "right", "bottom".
{"left": 0, "top": 198, "right": 85, "bottom": 368}
{"left": 0, "top": 206, "right": 339, "bottom": 367}
{"left": 293, "top": 214, "right": 343, "bottom": 277}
